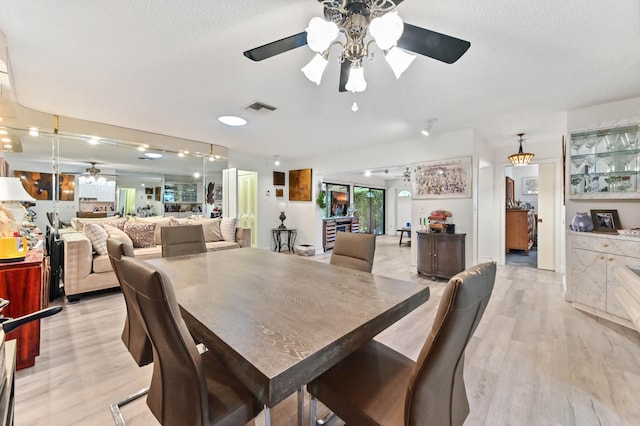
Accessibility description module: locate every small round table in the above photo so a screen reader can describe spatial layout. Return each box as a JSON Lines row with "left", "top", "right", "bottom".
{"left": 272, "top": 228, "right": 297, "bottom": 252}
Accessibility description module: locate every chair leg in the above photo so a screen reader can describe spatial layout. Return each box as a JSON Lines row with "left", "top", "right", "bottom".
{"left": 263, "top": 406, "right": 271, "bottom": 426}
{"left": 109, "top": 387, "right": 149, "bottom": 426}
{"left": 310, "top": 396, "right": 317, "bottom": 426}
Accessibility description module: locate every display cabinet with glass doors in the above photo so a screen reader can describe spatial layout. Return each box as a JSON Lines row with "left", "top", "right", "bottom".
{"left": 568, "top": 125, "right": 639, "bottom": 199}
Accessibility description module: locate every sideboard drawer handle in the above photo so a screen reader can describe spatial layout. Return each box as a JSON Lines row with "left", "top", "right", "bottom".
{"left": 598, "top": 255, "right": 605, "bottom": 260}
{"left": 602, "top": 243, "right": 609, "bottom": 248}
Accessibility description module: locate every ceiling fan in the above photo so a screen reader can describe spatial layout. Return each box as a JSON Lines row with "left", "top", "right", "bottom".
{"left": 243, "top": 0, "right": 470, "bottom": 92}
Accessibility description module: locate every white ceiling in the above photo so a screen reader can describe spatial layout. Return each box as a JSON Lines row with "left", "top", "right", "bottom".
{"left": 0, "top": 0, "right": 639, "bottom": 162}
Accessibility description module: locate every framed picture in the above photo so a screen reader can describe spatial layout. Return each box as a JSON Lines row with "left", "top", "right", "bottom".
{"left": 590, "top": 209, "right": 620, "bottom": 233}
{"left": 273, "top": 171, "right": 285, "bottom": 186}
{"left": 411, "top": 156, "right": 472, "bottom": 199}
{"left": 289, "top": 168, "right": 312, "bottom": 201}
{"left": 522, "top": 177, "right": 539, "bottom": 194}
{"left": 275, "top": 188, "right": 284, "bottom": 197}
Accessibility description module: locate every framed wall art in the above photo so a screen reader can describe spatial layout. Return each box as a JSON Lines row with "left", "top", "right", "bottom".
{"left": 289, "top": 168, "right": 312, "bottom": 201}
{"left": 411, "top": 157, "right": 472, "bottom": 199}
{"left": 522, "top": 177, "right": 539, "bottom": 194}
{"left": 273, "top": 171, "right": 285, "bottom": 186}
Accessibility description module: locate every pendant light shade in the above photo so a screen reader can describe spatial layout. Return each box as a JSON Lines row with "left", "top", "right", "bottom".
{"left": 508, "top": 133, "right": 534, "bottom": 166}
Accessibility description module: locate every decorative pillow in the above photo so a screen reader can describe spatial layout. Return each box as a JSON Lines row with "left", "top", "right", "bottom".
{"left": 201, "top": 218, "right": 223, "bottom": 242}
{"left": 133, "top": 216, "right": 172, "bottom": 244}
{"left": 103, "top": 224, "right": 134, "bottom": 247}
{"left": 76, "top": 216, "right": 128, "bottom": 231}
{"left": 83, "top": 223, "right": 109, "bottom": 255}
{"left": 220, "top": 217, "right": 237, "bottom": 242}
{"left": 171, "top": 217, "right": 194, "bottom": 226}
{"left": 124, "top": 222, "right": 156, "bottom": 248}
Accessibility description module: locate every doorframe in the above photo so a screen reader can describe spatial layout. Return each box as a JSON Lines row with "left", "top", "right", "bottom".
{"left": 499, "top": 158, "right": 563, "bottom": 273}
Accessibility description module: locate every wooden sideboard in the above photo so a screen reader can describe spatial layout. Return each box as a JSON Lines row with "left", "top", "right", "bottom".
{"left": 505, "top": 209, "right": 534, "bottom": 255}
{"left": 0, "top": 246, "right": 44, "bottom": 370}
{"left": 322, "top": 217, "right": 360, "bottom": 251}
{"left": 417, "top": 232, "right": 466, "bottom": 280}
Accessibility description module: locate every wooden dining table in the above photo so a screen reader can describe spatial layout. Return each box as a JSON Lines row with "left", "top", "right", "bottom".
{"left": 147, "top": 248, "right": 430, "bottom": 424}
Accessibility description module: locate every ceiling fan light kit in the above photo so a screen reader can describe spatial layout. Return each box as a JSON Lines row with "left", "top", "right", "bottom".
{"left": 508, "top": 133, "right": 535, "bottom": 166}
{"left": 244, "top": 0, "right": 470, "bottom": 94}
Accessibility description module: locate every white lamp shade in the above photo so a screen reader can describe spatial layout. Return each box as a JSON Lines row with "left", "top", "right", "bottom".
{"left": 301, "top": 53, "right": 329, "bottom": 85}
{"left": 369, "top": 12, "right": 404, "bottom": 50}
{"left": 0, "top": 177, "right": 36, "bottom": 202}
{"left": 384, "top": 47, "right": 416, "bottom": 79}
{"left": 278, "top": 202, "right": 287, "bottom": 212}
{"left": 346, "top": 64, "right": 367, "bottom": 93}
{"left": 306, "top": 17, "right": 339, "bottom": 53}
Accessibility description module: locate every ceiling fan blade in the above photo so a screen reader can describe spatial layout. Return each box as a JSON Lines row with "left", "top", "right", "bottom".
{"left": 338, "top": 59, "right": 350, "bottom": 92}
{"left": 397, "top": 23, "right": 470, "bottom": 64}
{"left": 243, "top": 32, "right": 308, "bottom": 61}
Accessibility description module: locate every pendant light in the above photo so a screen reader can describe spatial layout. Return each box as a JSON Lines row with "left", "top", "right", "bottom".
{"left": 508, "top": 133, "right": 534, "bottom": 166}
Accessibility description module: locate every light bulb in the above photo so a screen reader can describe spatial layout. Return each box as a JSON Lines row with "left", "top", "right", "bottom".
{"left": 301, "top": 53, "right": 329, "bottom": 85}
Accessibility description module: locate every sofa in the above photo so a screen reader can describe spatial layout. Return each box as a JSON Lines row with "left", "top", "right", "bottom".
{"left": 61, "top": 215, "right": 250, "bottom": 302}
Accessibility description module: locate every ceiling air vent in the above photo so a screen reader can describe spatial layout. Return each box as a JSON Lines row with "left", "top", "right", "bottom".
{"left": 244, "top": 101, "right": 277, "bottom": 113}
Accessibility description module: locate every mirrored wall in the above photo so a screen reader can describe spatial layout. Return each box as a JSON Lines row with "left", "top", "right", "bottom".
{"left": 0, "top": 125, "right": 227, "bottom": 232}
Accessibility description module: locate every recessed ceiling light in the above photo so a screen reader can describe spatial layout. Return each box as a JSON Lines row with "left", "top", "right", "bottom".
{"left": 29, "top": 127, "right": 39, "bottom": 136}
{"left": 208, "top": 156, "right": 215, "bottom": 162}
{"left": 183, "top": 150, "right": 190, "bottom": 154}
{"left": 0, "top": 130, "right": 7, "bottom": 135}
{"left": 178, "top": 152, "right": 185, "bottom": 158}
{"left": 3, "top": 144, "right": 11, "bottom": 149}
{"left": 194, "top": 172, "right": 201, "bottom": 178}
{"left": 144, "top": 152, "right": 163, "bottom": 159}
{"left": 364, "top": 170, "right": 371, "bottom": 177}
{"left": 88, "top": 137, "right": 99, "bottom": 145}
{"left": 1, "top": 137, "right": 10, "bottom": 143}
{"left": 137, "top": 146, "right": 145, "bottom": 152}
{"left": 217, "top": 115, "right": 248, "bottom": 127}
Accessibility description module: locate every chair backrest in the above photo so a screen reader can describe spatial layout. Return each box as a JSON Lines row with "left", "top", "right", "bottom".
{"left": 330, "top": 231, "right": 376, "bottom": 273}
{"left": 405, "top": 262, "right": 496, "bottom": 426}
{"left": 118, "top": 256, "right": 209, "bottom": 426}
{"left": 106, "top": 238, "right": 153, "bottom": 367}
{"left": 161, "top": 224, "right": 207, "bottom": 258}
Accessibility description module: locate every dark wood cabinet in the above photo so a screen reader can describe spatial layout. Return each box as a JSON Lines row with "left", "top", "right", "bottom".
{"left": 322, "top": 217, "right": 360, "bottom": 251}
{"left": 417, "top": 232, "right": 466, "bottom": 280}
{"left": 0, "top": 248, "right": 44, "bottom": 370}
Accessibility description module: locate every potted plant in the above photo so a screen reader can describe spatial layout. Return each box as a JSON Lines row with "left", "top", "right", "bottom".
{"left": 316, "top": 190, "right": 327, "bottom": 210}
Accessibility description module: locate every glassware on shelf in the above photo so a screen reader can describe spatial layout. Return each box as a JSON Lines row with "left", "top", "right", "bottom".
{"left": 570, "top": 156, "right": 584, "bottom": 174}
{"left": 570, "top": 176, "right": 583, "bottom": 194}
{"left": 585, "top": 176, "right": 600, "bottom": 193}
{"left": 571, "top": 135, "right": 588, "bottom": 155}
{"left": 604, "top": 175, "right": 621, "bottom": 192}
{"left": 584, "top": 134, "right": 600, "bottom": 154}
{"left": 584, "top": 155, "right": 598, "bottom": 173}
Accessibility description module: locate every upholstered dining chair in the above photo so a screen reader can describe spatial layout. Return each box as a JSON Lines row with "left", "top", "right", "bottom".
{"left": 161, "top": 224, "right": 207, "bottom": 257}
{"left": 106, "top": 238, "right": 154, "bottom": 424}
{"left": 329, "top": 231, "right": 376, "bottom": 273}
{"left": 117, "top": 256, "right": 263, "bottom": 426}
{"left": 308, "top": 261, "right": 497, "bottom": 426}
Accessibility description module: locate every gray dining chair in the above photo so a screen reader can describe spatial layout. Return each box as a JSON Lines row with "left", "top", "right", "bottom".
{"left": 329, "top": 231, "right": 376, "bottom": 273}
{"left": 106, "top": 238, "right": 153, "bottom": 424}
{"left": 308, "top": 261, "right": 497, "bottom": 426}
{"left": 117, "top": 256, "right": 263, "bottom": 426}
{"left": 161, "top": 224, "right": 207, "bottom": 257}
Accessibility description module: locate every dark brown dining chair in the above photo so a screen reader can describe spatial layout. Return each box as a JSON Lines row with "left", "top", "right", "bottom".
{"left": 329, "top": 231, "right": 376, "bottom": 273}
{"left": 106, "top": 238, "right": 154, "bottom": 424}
{"left": 118, "top": 256, "right": 263, "bottom": 426}
{"left": 308, "top": 261, "right": 497, "bottom": 426}
{"left": 161, "top": 224, "right": 207, "bottom": 257}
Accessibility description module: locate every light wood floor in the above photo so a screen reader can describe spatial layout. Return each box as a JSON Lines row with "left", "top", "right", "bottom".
{"left": 15, "top": 235, "right": 640, "bottom": 425}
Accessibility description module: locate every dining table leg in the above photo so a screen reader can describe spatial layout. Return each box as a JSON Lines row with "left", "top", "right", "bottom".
{"left": 297, "top": 387, "right": 304, "bottom": 426}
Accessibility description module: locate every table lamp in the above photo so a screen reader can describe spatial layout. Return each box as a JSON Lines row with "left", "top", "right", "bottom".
{"left": 0, "top": 176, "right": 37, "bottom": 227}
{"left": 278, "top": 202, "right": 287, "bottom": 230}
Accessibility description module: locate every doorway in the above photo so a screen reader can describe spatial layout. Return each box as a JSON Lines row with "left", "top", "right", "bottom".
{"left": 354, "top": 186, "right": 385, "bottom": 234}
{"left": 504, "top": 163, "right": 555, "bottom": 270}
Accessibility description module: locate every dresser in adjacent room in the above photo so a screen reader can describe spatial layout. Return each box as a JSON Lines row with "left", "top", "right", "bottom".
{"left": 505, "top": 209, "right": 535, "bottom": 255}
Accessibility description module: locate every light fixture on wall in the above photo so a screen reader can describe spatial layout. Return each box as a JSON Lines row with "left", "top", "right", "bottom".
{"left": 508, "top": 133, "right": 535, "bottom": 166}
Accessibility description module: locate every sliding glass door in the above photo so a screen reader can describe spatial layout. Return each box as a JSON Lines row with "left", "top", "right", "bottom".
{"left": 354, "top": 186, "right": 385, "bottom": 234}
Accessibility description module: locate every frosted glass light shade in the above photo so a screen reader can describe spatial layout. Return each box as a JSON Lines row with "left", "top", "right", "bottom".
{"left": 306, "top": 17, "right": 339, "bottom": 53}
{"left": 278, "top": 202, "right": 287, "bottom": 212}
{"left": 301, "top": 53, "right": 329, "bottom": 84}
{"left": 0, "top": 177, "right": 36, "bottom": 202}
{"left": 345, "top": 64, "right": 367, "bottom": 93}
{"left": 384, "top": 47, "right": 416, "bottom": 79}
{"left": 369, "top": 12, "right": 404, "bottom": 50}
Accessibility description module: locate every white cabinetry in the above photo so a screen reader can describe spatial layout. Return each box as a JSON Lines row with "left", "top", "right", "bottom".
{"left": 568, "top": 231, "right": 640, "bottom": 329}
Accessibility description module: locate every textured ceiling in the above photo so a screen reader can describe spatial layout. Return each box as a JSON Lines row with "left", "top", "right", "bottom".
{"left": 0, "top": 0, "right": 639, "bottom": 161}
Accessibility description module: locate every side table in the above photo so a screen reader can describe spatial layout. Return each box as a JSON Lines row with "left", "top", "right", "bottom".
{"left": 0, "top": 246, "right": 44, "bottom": 370}
{"left": 272, "top": 228, "right": 297, "bottom": 253}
